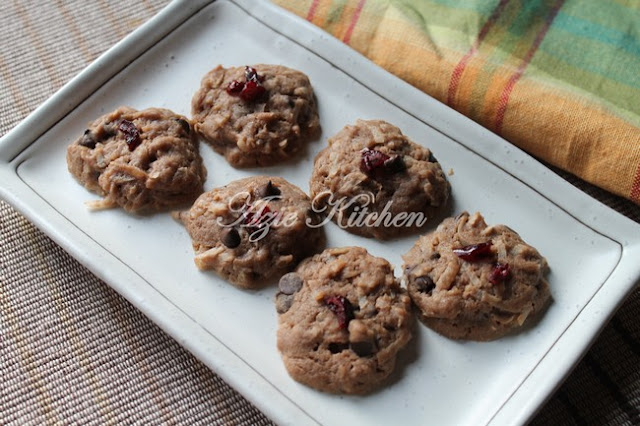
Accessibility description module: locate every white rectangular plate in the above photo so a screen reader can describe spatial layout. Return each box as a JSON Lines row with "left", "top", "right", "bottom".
{"left": 1, "top": 1, "right": 639, "bottom": 425}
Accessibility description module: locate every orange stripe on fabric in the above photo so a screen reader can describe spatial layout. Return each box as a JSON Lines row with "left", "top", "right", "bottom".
{"left": 343, "top": 0, "right": 366, "bottom": 44}
{"left": 494, "top": 0, "right": 565, "bottom": 135}
{"left": 457, "top": 51, "right": 500, "bottom": 120}
{"left": 306, "top": 0, "right": 320, "bottom": 21}
{"left": 447, "top": 0, "right": 511, "bottom": 108}
{"left": 631, "top": 164, "right": 640, "bottom": 202}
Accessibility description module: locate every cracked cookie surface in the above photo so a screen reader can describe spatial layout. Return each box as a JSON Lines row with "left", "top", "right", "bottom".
{"left": 276, "top": 247, "right": 413, "bottom": 394}
{"left": 310, "top": 119, "right": 449, "bottom": 239}
{"left": 66, "top": 106, "right": 206, "bottom": 213}
{"left": 403, "top": 212, "right": 551, "bottom": 340}
{"left": 191, "top": 64, "right": 320, "bottom": 167}
{"left": 176, "top": 176, "right": 325, "bottom": 289}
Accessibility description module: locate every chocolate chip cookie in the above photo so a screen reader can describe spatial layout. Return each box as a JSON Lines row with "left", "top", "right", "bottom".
{"left": 403, "top": 212, "right": 551, "bottom": 341}
{"left": 191, "top": 64, "right": 320, "bottom": 167}
{"left": 175, "top": 176, "right": 325, "bottom": 289}
{"left": 276, "top": 247, "right": 413, "bottom": 394}
{"left": 66, "top": 106, "right": 206, "bottom": 212}
{"left": 309, "top": 119, "right": 449, "bottom": 239}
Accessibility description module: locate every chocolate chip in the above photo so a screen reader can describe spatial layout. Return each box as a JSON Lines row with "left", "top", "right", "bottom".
{"left": 275, "top": 293, "right": 294, "bottom": 314}
{"left": 278, "top": 273, "right": 303, "bottom": 295}
{"left": 383, "top": 155, "right": 406, "bottom": 173}
{"left": 430, "top": 252, "right": 441, "bottom": 260}
{"left": 350, "top": 341, "right": 375, "bottom": 357}
{"left": 78, "top": 129, "right": 96, "bottom": 149}
{"left": 328, "top": 342, "right": 349, "bottom": 354}
{"left": 221, "top": 228, "right": 241, "bottom": 248}
{"left": 415, "top": 275, "right": 435, "bottom": 294}
{"left": 175, "top": 118, "right": 191, "bottom": 135}
{"left": 428, "top": 151, "right": 438, "bottom": 163}
{"left": 256, "top": 180, "right": 281, "bottom": 199}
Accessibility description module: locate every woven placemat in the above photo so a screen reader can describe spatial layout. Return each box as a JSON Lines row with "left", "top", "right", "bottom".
{"left": 0, "top": 201, "right": 273, "bottom": 425}
{"left": 0, "top": 1, "right": 638, "bottom": 424}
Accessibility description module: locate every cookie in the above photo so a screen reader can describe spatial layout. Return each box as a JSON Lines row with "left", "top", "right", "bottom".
{"left": 403, "top": 212, "right": 550, "bottom": 341}
{"left": 191, "top": 64, "right": 320, "bottom": 167}
{"left": 176, "top": 176, "right": 325, "bottom": 289}
{"left": 66, "top": 106, "right": 206, "bottom": 213}
{"left": 309, "top": 119, "right": 449, "bottom": 239}
{"left": 276, "top": 247, "right": 413, "bottom": 394}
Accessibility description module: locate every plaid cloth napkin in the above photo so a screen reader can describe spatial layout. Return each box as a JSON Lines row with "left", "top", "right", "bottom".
{"left": 274, "top": 0, "right": 640, "bottom": 205}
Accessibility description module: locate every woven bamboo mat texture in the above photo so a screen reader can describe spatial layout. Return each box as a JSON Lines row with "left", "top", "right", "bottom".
{"left": 0, "top": 1, "right": 638, "bottom": 424}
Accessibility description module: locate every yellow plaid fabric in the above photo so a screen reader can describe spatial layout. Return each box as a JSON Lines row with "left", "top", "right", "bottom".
{"left": 274, "top": 0, "right": 640, "bottom": 205}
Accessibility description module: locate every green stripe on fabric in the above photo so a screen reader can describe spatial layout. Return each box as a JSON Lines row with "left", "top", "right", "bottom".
{"left": 562, "top": 0, "right": 640, "bottom": 32}
{"left": 383, "top": 0, "right": 640, "bottom": 124}
{"left": 554, "top": 12, "right": 640, "bottom": 58}
{"left": 486, "top": 1, "right": 549, "bottom": 60}
{"left": 428, "top": 0, "right": 503, "bottom": 14}
{"left": 465, "top": 5, "right": 523, "bottom": 119}
{"left": 537, "top": 29, "right": 640, "bottom": 91}
{"left": 326, "top": 0, "right": 347, "bottom": 26}
{"left": 391, "top": 0, "right": 505, "bottom": 51}
{"left": 507, "top": 0, "right": 551, "bottom": 38}
{"left": 528, "top": 50, "right": 640, "bottom": 124}
{"left": 612, "top": 0, "right": 640, "bottom": 9}
{"left": 462, "top": 1, "right": 552, "bottom": 119}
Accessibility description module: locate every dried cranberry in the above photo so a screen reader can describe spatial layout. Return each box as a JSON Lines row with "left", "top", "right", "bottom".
{"left": 226, "top": 66, "right": 266, "bottom": 101}
{"left": 118, "top": 119, "right": 141, "bottom": 151}
{"left": 240, "top": 80, "right": 266, "bottom": 101}
{"left": 242, "top": 205, "right": 273, "bottom": 231}
{"left": 226, "top": 80, "right": 244, "bottom": 95}
{"left": 244, "top": 66, "right": 264, "bottom": 83}
{"left": 360, "top": 148, "right": 406, "bottom": 176}
{"left": 489, "top": 263, "right": 511, "bottom": 285}
{"left": 453, "top": 242, "right": 493, "bottom": 262}
{"left": 360, "top": 148, "right": 390, "bottom": 174}
{"left": 323, "top": 295, "right": 354, "bottom": 329}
